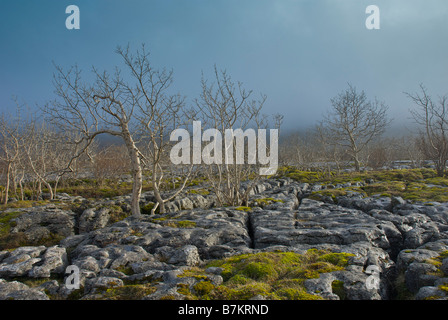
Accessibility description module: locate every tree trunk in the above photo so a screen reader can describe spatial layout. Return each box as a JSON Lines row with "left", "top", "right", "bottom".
{"left": 18, "top": 175, "right": 24, "bottom": 201}
{"left": 43, "top": 181, "right": 54, "bottom": 200}
{"left": 354, "top": 155, "right": 361, "bottom": 172}
{"left": 436, "top": 158, "right": 447, "bottom": 177}
{"left": 122, "top": 125, "right": 142, "bottom": 218}
{"left": 153, "top": 184, "right": 165, "bottom": 214}
{"left": 37, "top": 180, "right": 42, "bottom": 200}
{"left": 130, "top": 162, "right": 143, "bottom": 217}
{"left": 54, "top": 176, "right": 61, "bottom": 199}
{"left": 151, "top": 161, "right": 165, "bottom": 214}
{"left": 4, "top": 162, "right": 11, "bottom": 204}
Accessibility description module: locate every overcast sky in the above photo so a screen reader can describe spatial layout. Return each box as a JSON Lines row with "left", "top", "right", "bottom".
{"left": 1, "top": 0, "right": 447, "bottom": 133}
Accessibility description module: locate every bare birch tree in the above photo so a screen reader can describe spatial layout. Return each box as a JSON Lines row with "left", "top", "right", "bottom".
{"left": 0, "top": 113, "right": 21, "bottom": 204}
{"left": 194, "top": 66, "right": 270, "bottom": 206}
{"left": 322, "top": 84, "right": 390, "bottom": 172}
{"left": 21, "top": 120, "right": 77, "bottom": 200}
{"left": 406, "top": 84, "right": 448, "bottom": 176}
{"left": 45, "top": 44, "right": 188, "bottom": 216}
{"left": 116, "top": 45, "right": 195, "bottom": 214}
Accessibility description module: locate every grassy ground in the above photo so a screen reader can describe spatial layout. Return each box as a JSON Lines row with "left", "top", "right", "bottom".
{"left": 1, "top": 167, "right": 447, "bottom": 251}
{"left": 278, "top": 167, "right": 448, "bottom": 203}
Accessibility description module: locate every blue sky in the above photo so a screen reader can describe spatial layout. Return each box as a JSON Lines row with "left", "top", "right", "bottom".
{"left": 1, "top": 0, "right": 447, "bottom": 132}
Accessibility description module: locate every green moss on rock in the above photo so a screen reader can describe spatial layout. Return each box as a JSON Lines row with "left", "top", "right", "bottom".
{"left": 194, "top": 281, "right": 215, "bottom": 296}
{"left": 178, "top": 249, "right": 354, "bottom": 300}
{"left": 331, "top": 280, "right": 346, "bottom": 300}
{"left": 235, "top": 206, "right": 252, "bottom": 212}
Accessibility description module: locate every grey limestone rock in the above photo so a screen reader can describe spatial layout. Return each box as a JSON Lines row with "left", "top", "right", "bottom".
{"left": 28, "top": 245, "right": 68, "bottom": 278}
{"left": 9, "top": 207, "right": 74, "bottom": 245}
{"left": 405, "top": 262, "right": 439, "bottom": 293}
{"left": 78, "top": 207, "right": 111, "bottom": 233}
{"left": 0, "top": 279, "right": 49, "bottom": 300}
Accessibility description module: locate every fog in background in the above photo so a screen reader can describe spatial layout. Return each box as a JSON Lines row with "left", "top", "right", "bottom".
{"left": 1, "top": 0, "right": 448, "bottom": 136}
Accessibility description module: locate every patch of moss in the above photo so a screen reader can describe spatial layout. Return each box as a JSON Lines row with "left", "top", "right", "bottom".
{"left": 176, "top": 220, "right": 197, "bottom": 228}
{"left": 277, "top": 167, "right": 446, "bottom": 198}
{"left": 242, "top": 261, "right": 278, "bottom": 281}
{"left": 440, "top": 251, "right": 448, "bottom": 260}
{"left": 115, "top": 265, "right": 134, "bottom": 276}
{"left": 65, "top": 287, "right": 85, "bottom": 300}
{"left": 331, "top": 280, "right": 346, "bottom": 300}
{"left": 194, "top": 281, "right": 215, "bottom": 296}
{"left": 141, "top": 202, "right": 158, "bottom": 215}
{"left": 425, "top": 250, "right": 448, "bottom": 277}
{"left": 179, "top": 250, "right": 353, "bottom": 300}
{"left": 227, "top": 274, "right": 251, "bottom": 285}
{"left": 160, "top": 295, "right": 176, "bottom": 300}
{"left": 0, "top": 200, "right": 51, "bottom": 210}
{"left": 106, "top": 205, "right": 128, "bottom": 223}
{"left": 212, "top": 282, "right": 272, "bottom": 300}
{"left": 310, "top": 188, "right": 366, "bottom": 202}
{"left": 272, "top": 287, "right": 320, "bottom": 300}
{"left": 439, "top": 284, "right": 448, "bottom": 294}
{"left": 38, "top": 232, "right": 66, "bottom": 248}
{"left": 0, "top": 211, "right": 30, "bottom": 250}
{"left": 235, "top": 206, "right": 252, "bottom": 212}
{"left": 306, "top": 169, "right": 448, "bottom": 203}
{"left": 188, "top": 189, "right": 210, "bottom": 196}
{"left": 130, "top": 229, "right": 144, "bottom": 237}
{"left": 178, "top": 267, "right": 209, "bottom": 280}
{"left": 317, "top": 252, "right": 354, "bottom": 267}
{"left": 0, "top": 211, "right": 21, "bottom": 236}
{"left": 423, "top": 295, "right": 443, "bottom": 300}
{"left": 176, "top": 283, "right": 197, "bottom": 300}
{"left": 0, "top": 232, "right": 29, "bottom": 251}
{"left": 150, "top": 216, "right": 196, "bottom": 229}
{"left": 401, "top": 184, "right": 448, "bottom": 203}
{"left": 96, "top": 284, "right": 156, "bottom": 300}
{"left": 276, "top": 167, "right": 329, "bottom": 183}
{"left": 252, "top": 198, "right": 284, "bottom": 207}
{"left": 16, "top": 277, "right": 60, "bottom": 289}
{"left": 360, "top": 181, "right": 406, "bottom": 198}
{"left": 423, "top": 177, "right": 448, "bottom": 187}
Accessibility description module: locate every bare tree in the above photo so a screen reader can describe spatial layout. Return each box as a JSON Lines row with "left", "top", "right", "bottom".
{"left": 20, "top": 120, "right": 77, "bottom": 200}
{"left": 45, "top": 44, "right": 189, "bottom": 216}
{"left": 116, "top": 45, "right": 194, "bottom": 214}
{"left": 406, "top": 84, "right": 448, "bottom": 177}
{"left": 0, "top": 112, "right": 21, "bottom": 204}
{"left": 194, "top": 66, "right": 270, "bottom": 206}
{"left": 322, "top": 84, "right": 390, "bottom": 172}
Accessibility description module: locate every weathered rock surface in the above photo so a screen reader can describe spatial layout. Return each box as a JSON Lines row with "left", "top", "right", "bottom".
{"left": 78, "top": 207, "right": 111, "bottom": 233}
{"left": 1, "top": 178, "right": 448, "bottom": 300}
{"left": 9, "top": 206, "right": 75, "bottom": 244}
{"left": 0, "top": 279, "right": 50, "bottom": 300}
